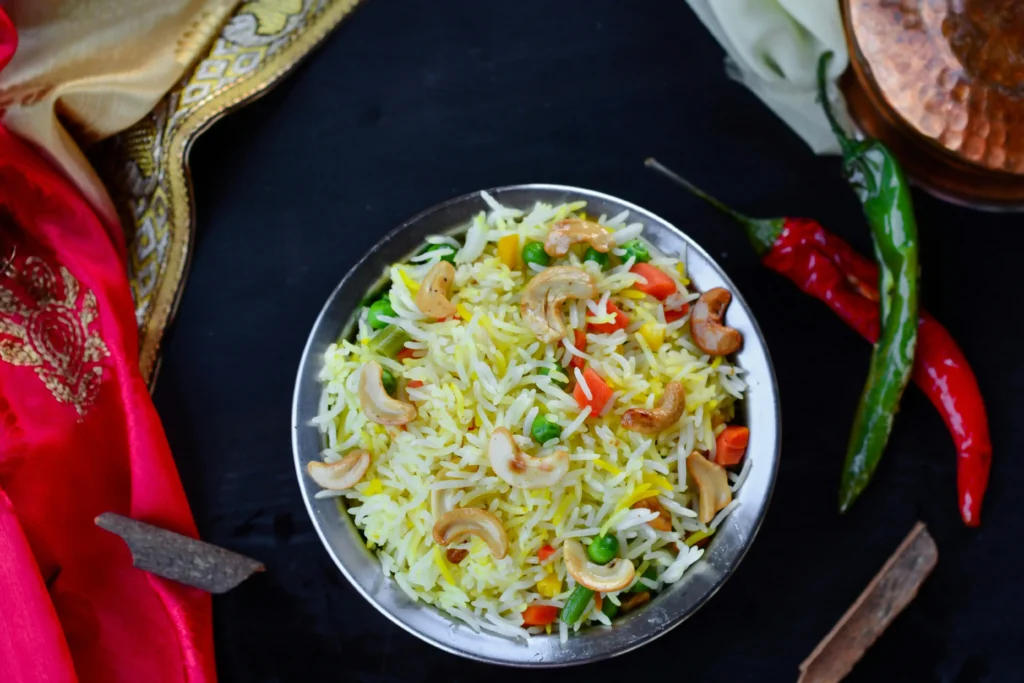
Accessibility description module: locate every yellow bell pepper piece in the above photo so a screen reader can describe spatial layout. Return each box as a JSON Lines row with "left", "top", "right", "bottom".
{"left": 536, "top": 572, "right": 561, "bottom": 598}
{"left": 497, "top": 234, "right": 521, "bottom": 269}
{"left": 620, "top": 288, "right": 646, "bottom": 300}
{"left": 638, "top": 322, "right": 664, "bottom": 351}
{"left": 398, "top": 268, "right": 419, "bottom": 294}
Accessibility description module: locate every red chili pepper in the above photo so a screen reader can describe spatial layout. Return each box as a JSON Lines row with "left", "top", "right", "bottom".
{"left": 537, "top": 544, "right": 556, "bottom": 561}
{"left": 648, "top": 160, "right": 992, "bottom": 526}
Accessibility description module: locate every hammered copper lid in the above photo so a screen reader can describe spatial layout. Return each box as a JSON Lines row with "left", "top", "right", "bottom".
{"left": 844, "top": 0, "right": 1024, "bottom": 208}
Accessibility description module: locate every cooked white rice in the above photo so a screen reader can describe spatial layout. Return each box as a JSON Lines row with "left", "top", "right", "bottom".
{"left": 312, "top": 194, "right": 749, "bottom": 638}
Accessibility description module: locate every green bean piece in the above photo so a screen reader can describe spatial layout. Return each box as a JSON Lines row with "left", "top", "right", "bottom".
{"left": 521, "top": 241, "right": 550, "bottom": 268}
{"left": 601, "top": 598, "right": 620, "bottom": 620}
{"left": 367, "top": 325, "right": 411, "bottom": 357}
{"left": 586, "top": 535, "right": 619, "bottom": 565}
{"left": 381, "top": 368, "right": 397, "bottom": 396}
{"left": 560, "top": 585, "right": 595, "bottom": 625}
{"left": 628, "top": 566, "right": 657, "bottom": 593}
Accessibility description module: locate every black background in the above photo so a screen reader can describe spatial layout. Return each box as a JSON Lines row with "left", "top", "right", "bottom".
{"left": 153, "top": 1, "right": 1022, "bottom": 681}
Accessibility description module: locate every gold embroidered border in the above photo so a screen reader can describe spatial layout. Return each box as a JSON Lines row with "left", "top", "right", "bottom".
{"left": 96, "top": 0, "right": 361, "bottom": 385}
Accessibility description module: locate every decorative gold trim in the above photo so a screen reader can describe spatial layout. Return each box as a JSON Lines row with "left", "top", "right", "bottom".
{"left": 97, "top": 0, "right": 361, "bottom": 385}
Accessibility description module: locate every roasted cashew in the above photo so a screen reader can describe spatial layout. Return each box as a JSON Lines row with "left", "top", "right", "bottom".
{"left": 487, "top": 427, "right": 569, "bottom": 489}
{"left": 306, "top": 450, "right": 371, "bottom": 490}
{"left": 620, "top": 382, "right": 686, "bottom": 434}
{"left": 686, "top": 450, "right": 732, "bottom": 524}
{"left": 415, "top": 261, "right": 457, "bottom": 319}
{"left": 563, "top": 539, "right": 635, "bottom": 592}
{"left": 618, "top": 591, "right": 651, "bottom": 613}
{"left": 432, "top": 508, "right": 509, "bottom": 559}
{"left": 520, "top": 266, "right": 597, "bottom": 343}
{"left": 544, "top": 220, "right": 614, "bottom": 257}
{"left": 359, "top": 361, "right": 416, "bottom": 425}
{"left": 691, "top": 287, "right": 742, "bottom": 356}
{"left": 632, "top": 496, "right": 672, "bottom": 532}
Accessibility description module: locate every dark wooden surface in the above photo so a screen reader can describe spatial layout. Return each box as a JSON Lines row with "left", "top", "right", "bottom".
{"left": 153, "top": 1, "right": 1023, "bottom": 681}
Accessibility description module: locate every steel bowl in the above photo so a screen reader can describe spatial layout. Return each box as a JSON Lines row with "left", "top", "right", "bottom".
{"left": 292, "top": 185, "right": 781, "bottom": 666}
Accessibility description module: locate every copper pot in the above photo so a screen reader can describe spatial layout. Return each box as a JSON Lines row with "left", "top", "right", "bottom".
{"left": 843, "top": 0, "right": 1024, "bottom": 210}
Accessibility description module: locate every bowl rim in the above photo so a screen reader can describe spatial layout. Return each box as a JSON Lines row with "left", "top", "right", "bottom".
{"left": 292, "top": 183, "right": 782, "bottom": 666}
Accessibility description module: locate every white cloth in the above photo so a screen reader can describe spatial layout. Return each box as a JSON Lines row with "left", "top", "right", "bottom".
{"left": 685, "top": 0, "right": 850, "bottom": 155}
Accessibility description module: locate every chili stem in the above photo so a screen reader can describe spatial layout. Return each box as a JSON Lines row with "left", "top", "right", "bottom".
{"left": 817, "top": 52, "right": 855, "bottom": 156}
{"left": 644, "top": 158, "right": 781, "bottom": 256}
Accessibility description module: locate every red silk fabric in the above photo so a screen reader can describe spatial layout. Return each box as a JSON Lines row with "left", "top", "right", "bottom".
{"left": 0, "top": 10, "right": 213, "bottom": 682}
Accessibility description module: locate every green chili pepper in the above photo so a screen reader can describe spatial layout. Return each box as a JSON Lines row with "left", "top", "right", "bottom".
{"left": 560, "top": 585, "right": 595, "bottom": 625}
{"left": 818, "top": 53, "right": 920, "bottom": 513}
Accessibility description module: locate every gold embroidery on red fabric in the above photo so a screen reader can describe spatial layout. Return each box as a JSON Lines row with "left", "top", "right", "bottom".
{"left": 0, "top": 255, "right": 109, "bottom": 415}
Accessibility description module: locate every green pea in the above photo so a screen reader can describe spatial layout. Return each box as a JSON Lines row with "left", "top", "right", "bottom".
{"left": 538, "top": 367, "right": 568, "bottom": 390}
{"left": 601, "top": 598, "right": 620, "bottom": 620}
{"left": 531, "top": 416, "right": 561, "bottom": 444}
{"left": 583, "top": 247, "right": 609, "bottom": 270}
{"left": 521, "top": 241, "right": 550, "bottom": 268}
{"left": 422, "top": 243, "right": 457, "bottom": 265}
{"left": 628, "top": 566, "right": 658, "bottom": 593}
{"left": 367, "top": 297, "right": 396, "bottom": 330}
{"left": 381, "top": 368, "right": 397, "bottom": 396}
{"left": 560, "top": 584, "right": 595, "bottom": 625}
{"left": 620, "top": 239, "right": 651, "bottom": 263}
{"left": 586, "top": 535, "right": 620, "bottom": 565}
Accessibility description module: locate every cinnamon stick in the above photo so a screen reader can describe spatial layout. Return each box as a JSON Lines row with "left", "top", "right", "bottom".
{"left": 798, "top": 522, "right": 938, "bottom": 683}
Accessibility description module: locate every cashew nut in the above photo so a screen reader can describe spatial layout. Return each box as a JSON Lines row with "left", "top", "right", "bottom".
{"left": 686, "top": 450, "right": 732, "bottom": 524}
{"left": 432, "top": 508, "right": 509, "bottom": 559}
{"left": 563, "top": 539, "right": 635, "bottom": 592}
{"left": 632, "top": 496, "right": 672, "bottom": 532}
{"left": 544, "top": 220, "right": 614, "bottom": 257}
{"left": 618, "top": 591, "right": 651, "bottom": 613}
{"left": 306, "top": 450, "right": 371, "bottom": 490}
{"left": 359, "top": 361, "right": 416, "bottom": 425}
{"left": 415, "top": 260, "right": 457, "bottom": 319}
{"left": 691, "top": 287, "right": 743, "bottom": 356}
{"left": 620, "top": 381, "right": 686, "bottom": 434}
{"left": 431, "top": 475, "right": 455, "bottom": 522}
{"left": 487, "top": 427, "right": 569, "bottom": 489}
{"left": 520, "top": 266, "right": 597, "bottom": 343}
